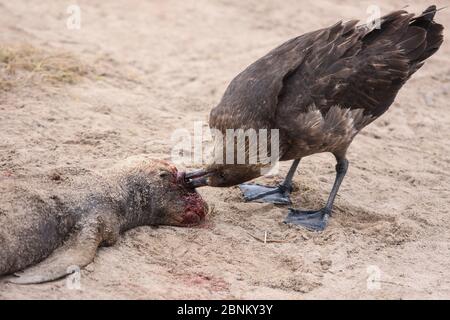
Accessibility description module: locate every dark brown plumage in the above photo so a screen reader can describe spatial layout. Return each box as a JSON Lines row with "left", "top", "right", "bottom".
{"left": 186, "top": 6, "right": 444, "bottom": 230}
{"left": 210, "top": 6, "right": 443, "bottom": 159}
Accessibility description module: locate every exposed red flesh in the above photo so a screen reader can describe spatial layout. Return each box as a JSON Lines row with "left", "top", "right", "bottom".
{"left": 181, "top": 192, "right": 207, "bottom": 225}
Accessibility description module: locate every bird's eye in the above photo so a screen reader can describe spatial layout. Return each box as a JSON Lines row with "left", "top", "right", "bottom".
{"left": 219, "top": 172, "right": 226, "bottom": 179}
{"left": 159, "top": 171, "right": 170, "bottom": 178}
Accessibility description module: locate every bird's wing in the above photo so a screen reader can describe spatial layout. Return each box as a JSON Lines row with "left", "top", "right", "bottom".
{"left": 276, "top": 7, "right": 443, "bottom": 126}
{"left": 210, "top": 7, "right": 443, "bottom": 133}
{"left": 209, "top": 28, "right": 324, "bottom": 131}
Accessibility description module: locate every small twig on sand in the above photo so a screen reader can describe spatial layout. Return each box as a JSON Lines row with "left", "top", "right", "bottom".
{"left": 246, "top": 231, "right": 296, "bottom": 243}
{"left": 377, "top": 280, "right": 408, "bottom": 287}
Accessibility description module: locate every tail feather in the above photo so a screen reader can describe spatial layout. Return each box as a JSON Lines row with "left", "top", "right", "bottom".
{"left": 418, "top": 22, "right": 444, "bottom": 61}
{"left": 399, "top": 5, "right": 444, "bottom": 76}
{"left": 398, "top": 26, "right": 427, "bottom": 53}
{"left": 411, "top": 5, "right": 441, "bottom": 24}
{"left": 353, "top": 5, "right": 444, "bottom": 93}
{"left": 362, "top": 5, "right": 444, "bottom": 74}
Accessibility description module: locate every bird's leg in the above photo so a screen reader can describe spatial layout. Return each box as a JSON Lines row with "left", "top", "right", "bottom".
{"left": 239, "top": 159, "right": 301, "bottom": 205}
{"left": 285, "top": 156, "right": 348, "bottom": 231}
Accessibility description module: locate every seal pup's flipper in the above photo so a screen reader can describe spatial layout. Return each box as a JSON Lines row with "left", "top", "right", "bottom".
{"left": 9, "top": 215, "right": 118, "bottom": 285}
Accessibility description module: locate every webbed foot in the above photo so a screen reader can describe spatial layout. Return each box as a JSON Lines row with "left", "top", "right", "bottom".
{"left": 284, "top": 207, "right": 331, "bottom": 231}
{"left": 239, "top": 183, "right": 292, "bottom": 205}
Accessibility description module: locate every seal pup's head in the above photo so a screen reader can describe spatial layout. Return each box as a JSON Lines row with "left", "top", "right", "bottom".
{"left": 128, "top": 159, "right": 208, "bottom": 227}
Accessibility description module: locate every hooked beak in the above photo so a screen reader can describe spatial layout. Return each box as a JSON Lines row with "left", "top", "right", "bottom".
{"left": 181, "top": 169, "right": 212, "bottom": 188}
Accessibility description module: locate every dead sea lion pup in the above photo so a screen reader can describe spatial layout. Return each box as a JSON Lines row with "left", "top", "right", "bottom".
{"left": 0, "top": 159, "right": 207, "bottom": 284}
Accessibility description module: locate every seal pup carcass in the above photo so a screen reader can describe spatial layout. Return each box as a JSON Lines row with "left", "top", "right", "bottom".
{"left": 0, "top": 159, "right": 207, "bottom": 284}
{"left": 184, "top": 6, "right": 444, "bottom": 231}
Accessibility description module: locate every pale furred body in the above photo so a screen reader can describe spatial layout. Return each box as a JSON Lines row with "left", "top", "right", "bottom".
{"left": 0, "top": 159, "right": 207, "bottom": 284}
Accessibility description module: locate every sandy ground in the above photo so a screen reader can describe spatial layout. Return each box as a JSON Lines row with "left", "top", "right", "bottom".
{"left": 0, "top": 0, "right": 449, "bottom": 299}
